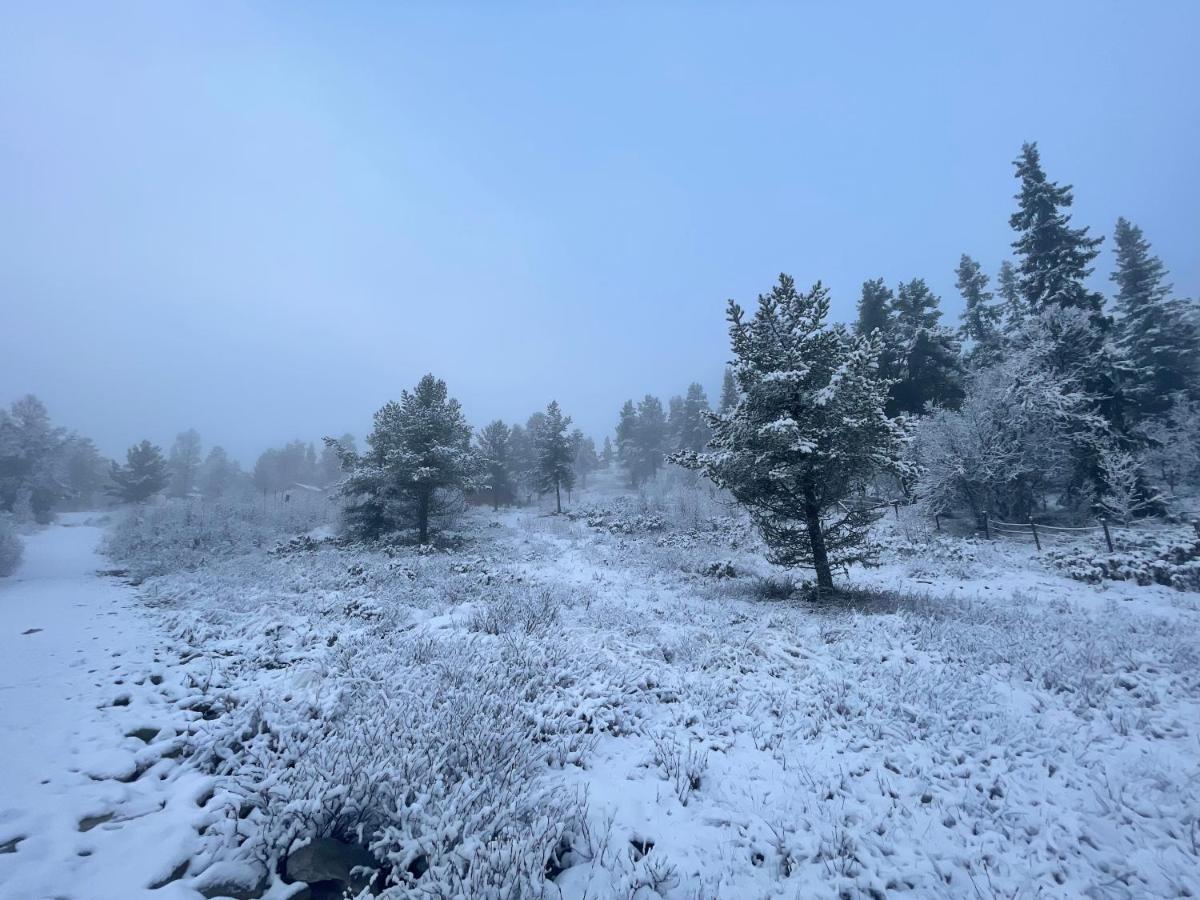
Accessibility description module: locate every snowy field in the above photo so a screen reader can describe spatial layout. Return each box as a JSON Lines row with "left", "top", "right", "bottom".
{"left": 1, "top": 485, "right": 1198, "bottom": 899}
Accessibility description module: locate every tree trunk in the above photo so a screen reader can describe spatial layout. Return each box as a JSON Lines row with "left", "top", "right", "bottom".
{"left": 418, "top": 490, "right": 430, "bottom": 544}
{"left": 555, "top": 479, "right": 562, "bottom": 514}
{"left": 803, "top": 485, "right": 834, "bottom": 593}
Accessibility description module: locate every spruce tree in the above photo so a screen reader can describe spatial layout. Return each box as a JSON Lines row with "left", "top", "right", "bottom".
{"left": 955, "top": 254, "right": 1003, "bottom": 366}
{"left": 507, "top": 423, "right": 536, "bottom": 504}
{"left": 1110, "top": 218, "right": 1199, "bottom": 418}
{"left": 996, "top": 260, "right": 1024, "bottom": 332}
{"left": 1010, "top": 142, "right": 1104, "bottom": 316}
{"left": 109, "top": 440, "right": 168, "bottom": 503}
{"left": 888, "top": 278, "right": 964, "bottom": 415}
{"left": 677, "top": 382, "right": 712, "bottom": 452}
{"left": 600, "top": 436, "right": 614, "bottom": 468}
{"left": 615, "top": 399, "right": 639, "bottom": 486}
{"left": 167, "top": 429, "right": 203, "bottom": 498}
{"left": 676, "top": 275, "right": 907, "bottom": 592}
{"left": 476, "top": 420, "right": 513, "bottom": 510}
{"left": 332, "top": 374, "right": 479, "bottom": 543}
{"left": 570, "top": 429, "right": 599, "bottom": 489}
{"left": 633, "top": 395, "right": 667, "bottom": 484}
{"left": 855, "top": 278, "right": 894, "bottom": 337}
{"left": 719, "top": 368, "right": 739, "bottom": 414}
{"left": 536, "top": 401, "right": 575, "bottom": 513}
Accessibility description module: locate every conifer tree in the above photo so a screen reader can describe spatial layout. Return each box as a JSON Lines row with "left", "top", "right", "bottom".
{"left": 677, "top": 382, "right": 712, "bottom": 452}
{"left": 1110, "top": 218, "right": 1199, "bottom": 418}
{"left": 167, "top": 429, "right": 203, "bottom": 498}
{"left": 719, "top": 368, "right": 738, "bottom": 414}
{"left": 633, "top": 395, "right": 667, "bottom": 484}
{"left": 332, "top": 374, "right": 479, "bottom": 543}
{"left": 1010, "top": 142, "right": 1104, "bottom": 317}
{"left": 855, "top": 278, "right": 894, "bottom": 337}
{"left": 600, "top": 436, "right": 614, "bottom": 468}
{"left": 955, "top": 254, "right": 1003, "bottom": 366}
{"left": 615, "top": 399, "right": 639, "bottom": 486}
{"left": 676, "top": 274, "right": 907, "bottom": 592}
{"left": 476, "top": 420, "right": 513, "bottom": 510}
{"left": 570, "top": 429, "right": 599, "bottom": 489}
{"left": 109, "top": 440, "right": 168, "bottom": 503}
{"left": 996, "top": 260, "right": 1024, "bottom": 332}
{"left": 507, "top": 423, "right": 536, "bottom": 504}
{"left": 888, "top": 278, "right": 964, "bottom": 415}
{"left": 535, "top": 401, "right": 575, "bottom": 513}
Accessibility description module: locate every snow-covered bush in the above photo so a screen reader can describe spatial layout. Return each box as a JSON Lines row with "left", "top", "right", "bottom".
{"left": 104, "top": 496, "right": 334, "bottom": 580}
{"left": 1045, "top": 529, "right": 1200, "bottom": 590}
{"left": 0, "top": 513, "right": 21, "bottom": 577}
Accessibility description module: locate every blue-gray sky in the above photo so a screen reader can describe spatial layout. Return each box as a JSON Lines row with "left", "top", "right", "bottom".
{"left": 2, "top": 1, "right": 1198, "bottom": 463}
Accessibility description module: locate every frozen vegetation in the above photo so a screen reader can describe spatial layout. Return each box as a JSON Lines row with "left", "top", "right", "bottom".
{"left": 0, "top": 472, "right": 1193, "bottom": 899}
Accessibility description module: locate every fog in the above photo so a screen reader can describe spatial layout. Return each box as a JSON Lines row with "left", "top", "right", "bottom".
{"left": 2, "top": 2, "right": 1198, "bottom": 463}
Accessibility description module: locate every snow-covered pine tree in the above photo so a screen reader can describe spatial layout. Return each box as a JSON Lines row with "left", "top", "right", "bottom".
{"left": 570, "top": 429, "right": 598, "bottom": 489}
{"left": 332, "top": 374, "right": 480, "bottom": 543}
{"left": 855, "top": 278, "right": 894, "bottom": 337}
{"left": 996, "top": 259, "right": 1025, "bottom": 333}
{"left": 600, "top": 435, "right": 614, "bottom": 469}
{"left": 507, "top": 423, "right": 536, "bottom": 505}
{"left": 665, "top": 395, "right": 685, "bottom": 453}
{"left": 676, "top": 274, "right": 907, "bottom": 592}
{"left": 167, "top": 429, "right": 203, "bottom": 498}
{"left": 615, "top": 399, "right": 639, "bottom": 486}
{"left": 200, "top": 446, "right": 240, "bottom": 499}
{"left": 0, "top": 395, "right": 68, "bottom": 520}
{"left": 633, "top": 395, "right": 667, "bottom": 484}
{"left": 1110, "top": 217, "right": 1199, "bottom": 419}
{"left": 477, "top": 420, "right": 513, "bottom": 510}
{"left": 1010, "top": 142, "right": 1105, "bottom": 317}
{"left": 535, "top": 401, "right": 575, "bottom": 513}
{"left": 677, "top": 382, "right": 712, "bottom": 453}
{"left": 955, "top": 254, "right": 1003, "bottom": 367}
{"left": 109, "top": 440, "right": 168, "bottom": 503}
{"left": 888, "top": 278, "right": 964, "bottom": 415}
{"left": 719, "top": 367, "right": 738, "bottom": 414}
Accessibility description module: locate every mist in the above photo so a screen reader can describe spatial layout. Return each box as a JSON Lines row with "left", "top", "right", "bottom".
{"left": 3, "top": 2, "right": 1198, "bottom": 463}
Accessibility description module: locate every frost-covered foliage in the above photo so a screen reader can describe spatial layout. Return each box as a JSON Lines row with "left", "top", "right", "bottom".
{"left": 677, "top": 274, "right": 908, "bottom": 590}
{"left": 103, "top": 496, "right": 333, "bottom": 581}
{"left": 912, "top": 321, "right": 1106, "bottom": 521}
{"left": 1046, "top": 529, "right": 1200, "bottom": 590}
{"left": 331, "top": 374, "right": 481, "bottom": 543}
{"left": 0, "top": 512, "right": 21, "bottom": 577}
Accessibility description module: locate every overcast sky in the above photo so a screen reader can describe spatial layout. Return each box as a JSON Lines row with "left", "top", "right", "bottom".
{"left": 2, "top": 1, "right": 1198, "bottom": 464}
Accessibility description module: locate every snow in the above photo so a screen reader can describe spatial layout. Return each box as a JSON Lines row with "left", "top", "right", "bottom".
{"left": 0, "top": 515, "right": 211, "bottom": 900}
{"left": 4, "top": 494, "right": 1199, "bottom": 898}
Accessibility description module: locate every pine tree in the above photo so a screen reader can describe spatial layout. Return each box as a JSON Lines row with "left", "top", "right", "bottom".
{"left": 0, "top": 395, "right": 68, "bottom": 519}
{"left": 676, "top": 274, "right": 907, "bottom": 592}
{"left": 996, "top": 260, "right": 1024, "bottom": 332}
{"left": 677, "top": 382, "right": 712, "bottom": 452}
{"left": 1010, "top": 142, "right": 1105, "bottom": 316}
{"left": 570, "top": 429, "right": 598, "bottom": 489}
{"left": 476, "top": 420, "right": 513, "bottom": 510}
{"left": 615, "top": 399, "right": 639, "bottom": 486}
{"left": 633, "top": 395, "right": 667, "bottom": 484}
{"left": 535, "top": 401, "right": 575, "bottom": 513}
{"left": 719, "top": 368, "right": 738, "bottom": 414}
{"left": 600, "top": 436, "right": 614, "bottom": 468}
{"left": 507, "top": 423, "right": 536, "bottom": 504}
{"left": 200, "top": 446, "right": 241, "bottom": 499}
{"left": 332, "top": 374, "right": 480, "bottom": 543}
{"left": 888, "top": 279, "right": 964, "bottom": 415}
{"left": 665, "top": 395, "right": 685, "bottom": 453}
{"left": 167, "top": 429, "right": 203, "bottom": 498}
{"left": 109, "top": 440, "right": 168, "bottom": 503}
{"left": 1110, "top": 218, "right": 1199, "bottom": 418}
{"left": 955, "top": 255, "right": 1003, "bottom": 366}
{"left": 855, "top": 278, "right": 894, "bottom": 337}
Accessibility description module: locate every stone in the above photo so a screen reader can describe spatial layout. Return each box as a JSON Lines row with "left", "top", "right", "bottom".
{"left": 285, "top": 838, "right": 375, "bottom": 888}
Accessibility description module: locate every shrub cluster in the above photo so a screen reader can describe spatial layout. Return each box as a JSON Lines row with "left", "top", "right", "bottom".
{"left": 1045, "top": 531, "right": 1200, "bottom": 591}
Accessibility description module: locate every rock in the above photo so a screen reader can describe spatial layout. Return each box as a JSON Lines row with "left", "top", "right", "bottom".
{"left": 285, "top": 838, "right": 375, "bottom": 888}
{"left": 194, "top": 860, "right": 269, "bottom": 899}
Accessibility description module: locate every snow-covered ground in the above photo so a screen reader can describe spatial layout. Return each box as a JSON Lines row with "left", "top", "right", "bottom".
{"left": 3, "top": 492, "right": 1199, "bottom": 898}
{"left": 0, "top": 515, "right": 215, "bottom": 900}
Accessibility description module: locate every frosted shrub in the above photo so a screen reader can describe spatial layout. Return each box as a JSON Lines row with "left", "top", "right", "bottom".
{"left": 104, "top": 496, "right": 334, "bottom": 580}
{"left": 0, "top": 513, "right": 21, "bottom": 577}
{"left": 1046, "top": 530, "right": 1200, "bottom": 590}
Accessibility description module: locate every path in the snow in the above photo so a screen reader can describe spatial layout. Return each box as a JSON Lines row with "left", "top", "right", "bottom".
{"left": 0, "top": 516, "right": 208, "bottom": 900}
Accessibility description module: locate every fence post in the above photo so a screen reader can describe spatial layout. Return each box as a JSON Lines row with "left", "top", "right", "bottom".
{"left": 983, "top": 512, "right": 991, "bottom": 540}
{"left": 1100, "top": 517, "right": 1114, "bottom": 553}
{"left": 934, "top": 514, "right": 941, "bottom": 532}
{"left": 1029, "top": 521, "right": 1041, "bottom": 551}
{"left": 892, "top": 501, "right": 901, "bottom": 520}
